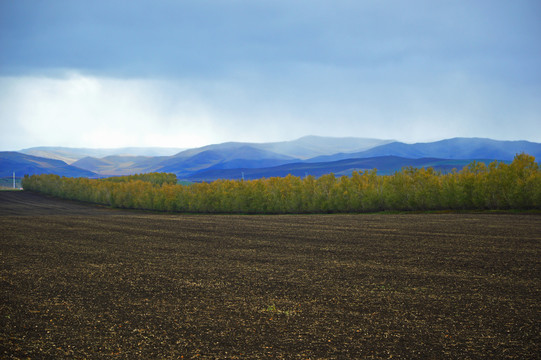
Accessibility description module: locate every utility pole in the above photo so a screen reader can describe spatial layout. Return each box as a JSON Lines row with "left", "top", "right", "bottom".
{"left": 13, "top": 172, "right": 15, "bottom": 189}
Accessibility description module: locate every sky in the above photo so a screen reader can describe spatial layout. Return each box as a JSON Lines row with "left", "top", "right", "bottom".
{"left": 1, "top": 0, "right": 540, "bottom": 150}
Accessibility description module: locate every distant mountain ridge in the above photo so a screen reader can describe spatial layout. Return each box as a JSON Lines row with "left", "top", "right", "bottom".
{"left": 49, "top": 136, "right": 395, "bottom": 176}
{"left": 72, "top": 155, "right": 167, "bottom": 176}
{"left": 360, "top": 138, "right": 541, "bottom": 160}
{"left": 20, "top": 146, "right": 185, "bottom": 164}
{"left": 156, "top": 146, "right": 296, "bottom": 178}
{"left": 3, "top": 136, "right": 540, "bottom": 180}
{"left": 308, "top": 138, "right": 541, "bottom": 162}
{"left": 185, "top": 156, "right": 482, "bottom": 181}
{"left": 254, "top": 136, "right": 394, "bottom": 159}
{"left": 0, "top": 152, "right": 96, "bottom": 178}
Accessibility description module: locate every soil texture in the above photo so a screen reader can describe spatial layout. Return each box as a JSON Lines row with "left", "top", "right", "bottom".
{"left": 1, "top": 191, "right": 540, "bottom": 359}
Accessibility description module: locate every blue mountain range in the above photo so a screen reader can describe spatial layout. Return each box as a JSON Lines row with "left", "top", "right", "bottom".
{"left": 2, "top": 136, "right": 539, "bottom": 180}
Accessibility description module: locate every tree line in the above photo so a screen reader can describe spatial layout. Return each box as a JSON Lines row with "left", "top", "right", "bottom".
{"left": 22, "top": 154, "right": 540, "bottom": 213}
{"left": 101, "top": 173, "right": 177, "bottom": 186}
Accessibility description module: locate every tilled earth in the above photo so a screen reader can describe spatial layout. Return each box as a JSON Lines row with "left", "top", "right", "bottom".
{"left": 0, "top": 191, "right": 540, "bottom": 359}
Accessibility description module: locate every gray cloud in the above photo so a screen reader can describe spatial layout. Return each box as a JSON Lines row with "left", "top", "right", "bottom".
{"left": 0, "top": 0, "right": 540, "bottom": 149}
{"left": 2, "top": 1, "right": 539, "bottom": 78}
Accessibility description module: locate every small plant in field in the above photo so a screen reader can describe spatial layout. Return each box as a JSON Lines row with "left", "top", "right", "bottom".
{"left": 262, "top": 303, "right": 298, "bottom": 318}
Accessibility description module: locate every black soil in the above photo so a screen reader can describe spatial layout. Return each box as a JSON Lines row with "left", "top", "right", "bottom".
{"left": 1, "top": 191, "right": 540, "bottom": 359}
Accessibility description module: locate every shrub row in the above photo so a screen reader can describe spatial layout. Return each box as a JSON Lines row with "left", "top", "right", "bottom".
{"left": 100, "top": 173, "right": 177, "bottom": 185}
{"left": 22, "top": 154, "right": 540, "bottom": 213}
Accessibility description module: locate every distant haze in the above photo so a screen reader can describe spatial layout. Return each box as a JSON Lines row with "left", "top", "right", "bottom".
{"left": 1, "top": 1, "right": 540, "bottom": 150}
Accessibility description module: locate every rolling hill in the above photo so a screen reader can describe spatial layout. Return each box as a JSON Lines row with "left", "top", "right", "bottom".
{"left": 184, "top": 156, "right": 483, "bottom": 181}
{"left": 20, "top": 146, "right": 184, "bottom": 164}
{"left": 71, "top": 155, "right": 169, "bottom": 176}
{"left": 308, "top": 138, "right": 541, "bottom": 162}
{"left": 253, "top": 136, "right": 393, "bottom": 159}
{"left": 0, "top": 152, "right": 96, "bottom": 178}
{"left": 156, "top": 145, "right": 297, "bottom": 178}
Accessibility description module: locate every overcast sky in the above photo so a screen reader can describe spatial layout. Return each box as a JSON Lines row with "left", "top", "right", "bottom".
{"left": 1, "top": 0, "right": 540, "bottom": 150}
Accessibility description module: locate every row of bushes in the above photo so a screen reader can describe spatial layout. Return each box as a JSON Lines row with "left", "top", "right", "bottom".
{"left": 102, "top": 172, "right": 177, "bottom": 186}
{"left": 22, "top": 154, "right": 540, "bottom": 213}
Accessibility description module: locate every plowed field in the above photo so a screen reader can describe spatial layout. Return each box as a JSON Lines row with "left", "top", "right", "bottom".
{"left": 1, "top": 191, "right": 540, "bottom": 359}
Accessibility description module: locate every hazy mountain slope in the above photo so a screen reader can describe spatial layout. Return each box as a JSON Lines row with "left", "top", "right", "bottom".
{"left": 72, "top": 155, "right": 166, "bottom": 176}
{"left": 0, "top": 152, "right": 96, "bottom": 177}
{"left": 166, "top": 142, "right": 254, "bottom": 159}
{"left": 255, "top": 136, "right": 394, "bottom": 159}
{"left": 157, "top": 146, "right": 297, "bottom": 178}
{"left": 307, "top": 143, "right": 424, "bottom": 162}
{"left": 166, "top": 136, "right": 392, "bottom": 160}
{"left": 71, "top": 157, "right": 112, "bottom": 172}
{"left": 343, "top": 138, "right": 541, "bottom": 161}
{"left": 20, "top": 146, "right": 184, "bottom": 164}
{"left": 185, "top": 156, "right": 479, "bottom": 181}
